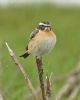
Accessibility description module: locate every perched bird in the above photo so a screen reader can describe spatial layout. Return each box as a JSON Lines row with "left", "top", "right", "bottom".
{"left": 20, "top": 21, "right": 56, "bottom": 59}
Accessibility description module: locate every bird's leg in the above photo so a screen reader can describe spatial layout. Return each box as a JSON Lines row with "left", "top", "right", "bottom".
{"left": 36, "top": 56, "right": 46, "bottom": 100}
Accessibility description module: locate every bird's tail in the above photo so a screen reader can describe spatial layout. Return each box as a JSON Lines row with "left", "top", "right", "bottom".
{"left": 19, "top": 51, "right": 30, "bottom": 59}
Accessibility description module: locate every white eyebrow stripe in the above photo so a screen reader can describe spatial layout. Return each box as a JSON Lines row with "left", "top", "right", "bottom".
{"left": 39, "top": 22, "right": 51, "bottom": 27}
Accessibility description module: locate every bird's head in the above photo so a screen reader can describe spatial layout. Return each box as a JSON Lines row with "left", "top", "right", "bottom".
{"left": 37, "top": 21, "right": 51, "bottom": 31}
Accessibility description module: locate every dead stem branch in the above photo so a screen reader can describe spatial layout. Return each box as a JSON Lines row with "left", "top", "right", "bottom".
{"left": 55, "top": 61, "right": 80, "bottom": 100}
{"left": 36, "top": 57, "right": 46, "bottom": 100}
{"left": 46, "top": 75, "right": 51, "bottom": 100}
{"left": 5, "top": 42, "right": 39, "bottom": 100}
{"left": 68, "top": 85, "right": 80, "bottom": 100}
{"left": 0, "top": 91, "right": 3, "bottom": 100}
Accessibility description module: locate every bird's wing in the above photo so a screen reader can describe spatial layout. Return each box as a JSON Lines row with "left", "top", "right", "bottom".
{"left": 29, "top": 29, "right": 39, "bottom": 40}
{"left": 26, "top": 29, "right": 39, "bottom": 50}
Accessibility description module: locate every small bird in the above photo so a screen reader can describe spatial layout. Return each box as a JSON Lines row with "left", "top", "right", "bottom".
{"left": 20, "top": 21, "right": 56, "bottom": 59}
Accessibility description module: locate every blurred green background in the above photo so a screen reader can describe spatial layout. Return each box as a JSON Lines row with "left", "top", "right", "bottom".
{"left": 0, "top": 4, "right": 80, "bottom": 100}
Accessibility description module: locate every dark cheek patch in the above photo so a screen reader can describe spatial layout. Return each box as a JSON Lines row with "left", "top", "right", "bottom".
{"left": 41, "top": 26, "right": 45, "bottom": 30}
{"left": 38, "top": 25, "right": 45, "bottom": 30}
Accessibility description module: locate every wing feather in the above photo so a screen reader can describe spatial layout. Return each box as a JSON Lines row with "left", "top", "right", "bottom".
{"left": 29, "top": 29, "right": 39, "bottom": 40}
{"left": 26, "top": 29, "right": 39, "bottom": 50}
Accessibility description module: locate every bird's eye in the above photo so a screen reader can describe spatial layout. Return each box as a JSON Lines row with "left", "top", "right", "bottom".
{"left": 40, "top": 25, "right": 45, "bottom": 30}
{"left": 38, "top": 25, "right": 45, "bottom": 30}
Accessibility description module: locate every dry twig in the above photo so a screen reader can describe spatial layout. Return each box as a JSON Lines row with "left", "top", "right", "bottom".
{"left": 46, "top": 75, "right": 51, "bottom": 100}
{"left": 55, "top": 61, "right": 80, "bottom": 100}
{"left": 5, "top": 42, "right": 39, "bottom": 100}
{"left": 36, "top": 57, "right": 46, "bottom": 100}
{"left": 68, "top": 85, "right": 80, "bottom": 100}
{"left": 0, "top": 91, "right": 3, "bottom": 100}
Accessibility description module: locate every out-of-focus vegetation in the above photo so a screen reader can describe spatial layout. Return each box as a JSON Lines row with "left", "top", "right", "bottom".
{"left": 0, "top": 4, "right": 80, "bottom": 100}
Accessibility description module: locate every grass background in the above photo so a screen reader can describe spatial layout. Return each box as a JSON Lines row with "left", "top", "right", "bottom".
{"left": 0, "top": 4, "right": 80, "bottom": 100}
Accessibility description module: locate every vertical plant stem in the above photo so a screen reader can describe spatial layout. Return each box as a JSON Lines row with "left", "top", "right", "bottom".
{"left": 36, "top": 57, "right": 46, "bottom": 100}
{"left": 46, "top": 75, "right": 51, "bottom": 100}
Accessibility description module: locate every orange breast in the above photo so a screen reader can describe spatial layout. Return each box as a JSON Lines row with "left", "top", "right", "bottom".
{"left": 35, "top": 30, "right": 55, "bottom": 39}
{"left": 28, "top": 30, "right": 56, "bottom": 53}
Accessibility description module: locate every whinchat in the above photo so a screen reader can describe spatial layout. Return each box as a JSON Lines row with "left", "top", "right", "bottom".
{"left": 20, "top": 21, "right": 56, "bottom": 59}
